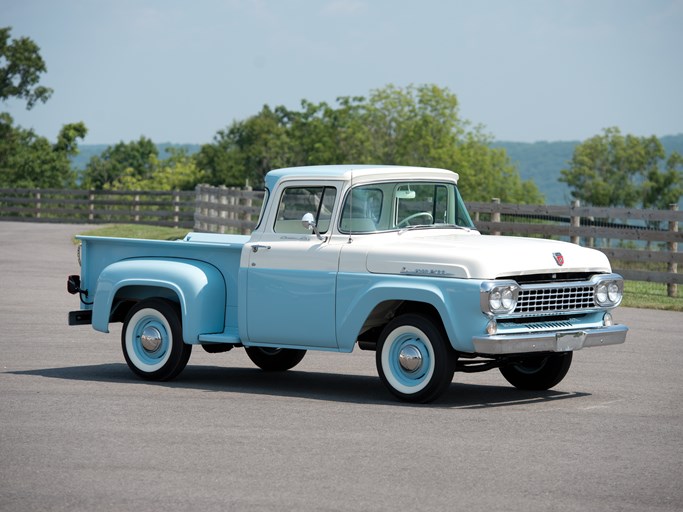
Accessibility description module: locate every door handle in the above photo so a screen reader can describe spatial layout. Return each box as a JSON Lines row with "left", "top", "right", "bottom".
{"left": 251, "top": 244, "right": 271, "bottom": 253}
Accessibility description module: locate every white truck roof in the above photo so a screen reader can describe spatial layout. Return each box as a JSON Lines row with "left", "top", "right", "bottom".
{"left": 264, "top": 165, "right": 460, "bottom": 190}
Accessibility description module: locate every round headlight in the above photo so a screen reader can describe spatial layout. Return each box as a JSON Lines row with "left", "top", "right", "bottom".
{"left": 596, "top": 282, "right": 608, "bottom": 304}
{"left": 501, "top": 288, "right": 515, "bottom": 310}
{"left": 489, "top": 289, "right": 502, "bottom": 311}
{"left": 607, "top": 282, "right": 621, "bottom": 303}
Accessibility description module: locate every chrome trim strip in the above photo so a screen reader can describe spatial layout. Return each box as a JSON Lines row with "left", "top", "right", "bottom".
{"left": 471, "top": 324, "right": 628, "bottom": 355}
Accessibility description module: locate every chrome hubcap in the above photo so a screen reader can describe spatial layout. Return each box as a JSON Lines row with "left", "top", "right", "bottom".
{"left": 140, "top": 326, "right": 163, "bottom": 352}
{"left": 398, "top": 344, "right": 423, "bottom": 373}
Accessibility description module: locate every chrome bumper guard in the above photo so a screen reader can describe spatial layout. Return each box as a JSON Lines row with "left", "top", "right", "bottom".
{"left": 472, "top": 324, "right": 628, "bottom": 355}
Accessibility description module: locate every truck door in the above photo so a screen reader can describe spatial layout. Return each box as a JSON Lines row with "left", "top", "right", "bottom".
{"left": 245, "top": 184, "right": 341, "bottom": 349}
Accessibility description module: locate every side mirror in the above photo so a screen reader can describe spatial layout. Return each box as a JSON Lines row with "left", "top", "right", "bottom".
{"left": 301, "top": 212, "right": 316, "bottom": 230}
{"left": 301, "top": 213, "right": 325, "bottom": 240}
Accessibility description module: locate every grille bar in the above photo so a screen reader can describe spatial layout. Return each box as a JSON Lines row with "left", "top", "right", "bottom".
{"left": 515, "top": 285, "right": 595, "bottom": 314}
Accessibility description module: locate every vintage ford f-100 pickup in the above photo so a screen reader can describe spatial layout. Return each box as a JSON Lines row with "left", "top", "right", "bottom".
{"left": 68, "top": 165, "right": 628, "bottom": 402}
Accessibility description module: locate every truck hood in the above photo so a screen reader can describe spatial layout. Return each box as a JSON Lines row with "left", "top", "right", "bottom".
{"left": 365, "top": 232, "right": 611, "bottom": 279}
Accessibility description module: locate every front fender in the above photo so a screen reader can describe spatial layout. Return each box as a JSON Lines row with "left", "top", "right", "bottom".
{"left": 336, "top": 273, "right": 486, "bottom": 353}
{"left": 92, "top": 258, "right": 226, "bottom": 343}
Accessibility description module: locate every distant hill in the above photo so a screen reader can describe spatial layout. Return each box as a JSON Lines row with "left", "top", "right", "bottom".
{"left": 70, "top": 143, "right": 201, "bottom": 171}
{"left": 493, "top": 134, "right": 683, "bottom": 205}
{"left": 491, "top": 140, "right": 577, "bottom": 204}
{"left": 71, "top": 135, "right": 683, "bottom": 205}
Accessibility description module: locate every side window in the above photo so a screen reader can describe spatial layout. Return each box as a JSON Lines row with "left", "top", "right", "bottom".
{"left": 433, "top": 185, "right": 449, "bottom": 223}
{"left": 340, "top": 186, "right": 383, "bottom": 232}
{"left": 274, "top": 186, "right": 337, "bottom": 234}
{"left": 395, "top": 183, "right": 448, "bottom": 226}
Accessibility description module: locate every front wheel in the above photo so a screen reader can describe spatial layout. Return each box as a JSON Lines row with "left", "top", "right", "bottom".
{"left": 245, "top": 347, "right": 306, "bottom": 371}
{"left": 376, "top": 314, "right": 455, "bottom": 403}
{"left": 121, "top": 299, "right": 192, "bottom": 381}
{"left": 499, "top": 352, "right": 573, "bottom": 390}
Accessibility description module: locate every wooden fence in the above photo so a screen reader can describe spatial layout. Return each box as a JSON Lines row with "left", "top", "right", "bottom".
{"left": 1, "top": 186, "right": 680, "bottom": 295}
{"left": 469, "top": 199, "right": 681, "bottom": 296}
{"left": 0, "top": 188, "right": 195, "bottom": 228}
{"left": 194, "top": 185, "right": 263, "bottom": 234}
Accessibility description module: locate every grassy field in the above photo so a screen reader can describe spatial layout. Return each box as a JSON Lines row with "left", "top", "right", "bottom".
{"left": 77, "top": 224, "right": 682, "bottom": 312}
{"left": 621, "top": 281, "right": 681, "bottom": 311}
{"left": 76, "top": 224, "right": 190, "bottom": 242}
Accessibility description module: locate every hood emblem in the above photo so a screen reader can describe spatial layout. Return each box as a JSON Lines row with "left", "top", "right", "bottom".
{"left": 553, "top": 252, "right": 564, "bottom": 266}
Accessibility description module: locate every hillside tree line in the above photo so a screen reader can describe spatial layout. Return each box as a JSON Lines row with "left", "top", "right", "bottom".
{"left": 1, "top": 27, "right": 681, "bottom": 209}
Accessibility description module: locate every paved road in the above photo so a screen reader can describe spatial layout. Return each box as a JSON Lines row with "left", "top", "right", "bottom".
{"left": 1, "top": 221, "right": 681, "bottom": 512}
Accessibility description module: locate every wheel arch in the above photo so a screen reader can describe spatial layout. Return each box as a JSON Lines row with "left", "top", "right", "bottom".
{"left": 92, "top": 258, "right": 226, "bottom": 343}
{"left": 356, "top": 300, "right": 448, "bottom": 349}
{"left": 337, "top": 279, "right": 459, "bottom": 352}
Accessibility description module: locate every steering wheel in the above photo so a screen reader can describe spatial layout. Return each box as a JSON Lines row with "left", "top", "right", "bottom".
{"left": 398, "top": 212, "right": 434, "bottom": 228}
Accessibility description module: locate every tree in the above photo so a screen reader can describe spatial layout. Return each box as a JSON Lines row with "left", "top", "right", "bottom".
{"left": 0, "top": 27, "right": 86, "bottom": 188}
{"left": 104, "top": 148, "right": 205, "bottom": 191}
{"left": 560, "top": 127, "right": 682, "bottom": 208}
{"left": 0, "top": 27, "right": 53, "bottom": 110}
{"left": 197, "top": 84, "right": 542, "bottom": 203}
{"left": 0, "top": 114, "right": 86, "bottom": 188}
{"left": 642, "top": 152, "right": 683, "bottom": 210}
{"left": 196, "top": 105, "right": 293, "bottom": 187}
{"left": 82, "top": 137, "right": 158, "bottom": 189}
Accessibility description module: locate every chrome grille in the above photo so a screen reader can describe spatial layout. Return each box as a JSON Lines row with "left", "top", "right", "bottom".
{"left": 515, "top": 285, "right": 595, "bottom": 314}
{"left": 523, "top": 320, "right": 575, "bottom": 330}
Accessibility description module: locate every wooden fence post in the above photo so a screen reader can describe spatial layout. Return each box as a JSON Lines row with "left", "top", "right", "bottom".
{"left": 173, "top": 191, "right": 180, "bottom": 228}
{"left": 88, "top": 190, "right": 95, "bottom": 222}
{"left": 242, "top": 185, "right": 253, "bottom": 235}
{"left": 229, "top": 187, "right": 237, "bottom": 233}
{"left": 570, "top": 200, "right": 581, "bottom": 245}
{"left": 491, "top": 198, "right": 501, "bottom": 236}
{"left": 194, "top": 185, "right": 203, "bottom": 231}
{"left": 134, "top": 194, "right": 140, "bottom": 223}
{"left": 35, "top": 189, "right": 41, "bottom": 219}
{"left": 668, "top": 204, "right": 678, "bottom": 298}
{"left": 220, "top": 186, "right": 228, "bottom": 234}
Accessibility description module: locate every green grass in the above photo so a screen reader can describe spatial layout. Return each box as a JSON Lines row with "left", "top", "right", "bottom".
{"left": 76, "top": 224, "right": 190, "bottom": 242}
{"left": 621, "top": 281, "right": 682, "bottom": 311}
{"left": 74, "top": 224, "right": 681, "bottom": 311}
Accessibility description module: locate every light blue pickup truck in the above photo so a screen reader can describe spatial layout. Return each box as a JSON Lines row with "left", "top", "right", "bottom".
{"left": 68, "top": 165, "right": 628, "bottom": 402}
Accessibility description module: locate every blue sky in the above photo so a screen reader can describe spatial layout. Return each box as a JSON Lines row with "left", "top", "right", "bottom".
{"left": 3, "top": 0, "right": 682, "bottom": 144}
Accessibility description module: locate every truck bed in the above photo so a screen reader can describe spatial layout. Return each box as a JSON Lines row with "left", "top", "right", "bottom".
{"left": 77, "top": 233, "right": 249, "bottom": 338}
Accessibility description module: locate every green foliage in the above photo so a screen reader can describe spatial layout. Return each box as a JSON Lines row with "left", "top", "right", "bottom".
{"left": 642, "top": 152, "right": 683, "bottom": 209}
{"left": 621, "top": 281, "right": 682, "bottom": 312}
{"left": 0, "top": 27, "right": 86, "bottom": 189}
{"left": 197, "top": 84, "right": 541, "bottom": 203}
{"left": 0, "top": 27, "right": 53, "bottom": 110}
{"left": 560, "top": 127, "right": 682, "bottom": 207}
{"left": 0, "top": 113, "right": 86, "bottom": 188}
{"left": 103, "top": 148, "right": 205, "bottom": 191}
{"left": 83, "top": 137, "right": 159, "bottom": 189}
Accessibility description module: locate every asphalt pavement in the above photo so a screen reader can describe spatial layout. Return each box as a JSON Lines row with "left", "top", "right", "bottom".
{"left": 0, "top": 221, "right": 681, "bottom": 512}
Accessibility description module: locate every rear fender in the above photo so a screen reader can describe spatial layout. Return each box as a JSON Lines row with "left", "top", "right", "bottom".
{"left": 92, "top": 258, "right": 226, "bottom": 343}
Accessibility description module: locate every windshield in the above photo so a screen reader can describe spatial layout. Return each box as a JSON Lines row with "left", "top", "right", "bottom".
{"left": 339, "top": 181, "right": 474, "bottom": 233}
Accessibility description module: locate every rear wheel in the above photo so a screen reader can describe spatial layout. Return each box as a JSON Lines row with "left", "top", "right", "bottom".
{"left": 245, "top": 347, "right": 306, "bottom": 371}
{"left": 121, "top": 299, "right": 192, "bottom": 381}
{"left": 499, "top": 352, "right": 573, "bottom": 390}
{"left": 376, "top": 313, "right": 455, "bottom": 403}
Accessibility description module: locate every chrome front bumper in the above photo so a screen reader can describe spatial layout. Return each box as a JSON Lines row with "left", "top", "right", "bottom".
{"left": 472, "top": 324, "right": 628, "bottom": 355}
